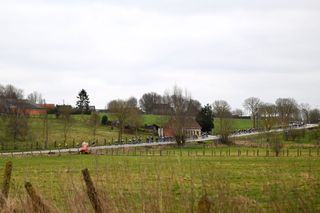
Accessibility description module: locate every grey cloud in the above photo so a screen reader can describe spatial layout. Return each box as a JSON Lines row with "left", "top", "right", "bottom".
{"left": 0, "top": 0, "right": 320, "bottom": 109}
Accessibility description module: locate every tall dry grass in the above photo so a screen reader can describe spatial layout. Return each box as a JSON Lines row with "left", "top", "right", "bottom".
{"left": 0, "top": 154, "right": 319, "bottom": 213}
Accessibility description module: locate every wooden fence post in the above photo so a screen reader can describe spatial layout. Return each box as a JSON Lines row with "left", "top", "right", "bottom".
{"left": 81, "top": 169, "right": 103, "bottom": 213}
{"left": 1, "top": 161, "right": 12, "bottom": 198}
{"left": 25, "top": 182, "right": 52, "bottom": 213}
{"left": 0, "top": 161, "right": 13, "bottom": 207}
{"left": 198, "top": 194, "right": 212, "bottom": 213}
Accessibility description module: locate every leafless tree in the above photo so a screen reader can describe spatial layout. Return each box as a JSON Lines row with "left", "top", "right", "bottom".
{"left": 164, "top": 85, "right": 197, "bottom": 146}
{"left": 243, "top": 97, "right": 260, "bottom": 128}
{"left": 27, "top": 91, "right": 44, "bottom": 104}
{"left": 108, "top": 98, "right": 137, "bottom": 143}
{"left": 58, "top": 105, "right": 72, "bottom": 142}
{"left": 6, "top": 104, "right": 29, "bottom": 149}
{"left": 275, "top": 98, "right": 299, "bottom": 127}
{"left": 300, "top": 103, "right": 311, "bottom": 123}
{"left": 127, "top": 97, "right": 138, "bottom": 108}
{"left": 309, "top": 109, "right": 320, "bottom": 124}
{"left": 0, "top": 84, "right": 24, "bottom": 100}
{"left": 127, "top": 109, "right": 143, "bottom": 136}
{"left": 139, "top": 92, "right": 162, "bottom": 114}
{"left": 89, "top": 112, "right": 101, "bottom": 139}
{"left": 188, "top": 99, "right": 202, "bottom": 115}
{"left": 42, "top": 110, "right": 49, "bottom": 149}
{"left": 259, "top": 102, "right": 277, "bottom": 131}
{"left": 232, "top": 108, "right": 244, "bottom": 117}
{"left": 213, "top": 100, "right": 233, "bottom": 144}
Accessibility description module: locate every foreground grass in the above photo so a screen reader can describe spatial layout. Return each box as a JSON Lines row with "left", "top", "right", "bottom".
{"left": 0, "top": 147, "right": 319, "bottom": 212}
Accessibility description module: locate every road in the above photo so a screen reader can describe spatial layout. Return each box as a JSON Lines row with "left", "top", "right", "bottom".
{"left": 0, "top": 124, "right": 318, "bottom": 156}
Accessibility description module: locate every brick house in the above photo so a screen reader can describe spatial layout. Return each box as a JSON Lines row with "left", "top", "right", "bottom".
{"left": 159, "top": 116, "right": 201, "bottom": 138}
{"left": 0, "top": 98, "right": 47, "bottom": 116}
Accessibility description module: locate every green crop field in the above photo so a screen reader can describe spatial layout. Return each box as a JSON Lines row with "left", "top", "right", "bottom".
{"left": 0, "top": 145, "right": 319, "bottom": 212}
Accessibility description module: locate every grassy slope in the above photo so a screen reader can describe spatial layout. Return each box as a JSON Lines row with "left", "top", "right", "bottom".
{"left": 0, "top": 149, "right": 319, "bottom": 212}
{"left": 213, "top": 118, "right": 253, "bottom": 134}
{"left": 0, "top": 114, "right": 154, "bottom": 150}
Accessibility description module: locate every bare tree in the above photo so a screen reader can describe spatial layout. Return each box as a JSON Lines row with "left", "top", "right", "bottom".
{"left": 259, "top": 102, "right": 277, "bottom": 131}
{"left": 275, "top": 98, "right": 299, "bottom": 127}
{"left": 0, "top": 84, "right": 5, "bottom": 98}
{"left": 300, "top": 103, "right": 311, "bottom": 124}
{"left": 6, "top": 105, "right": 29, "bottom": 149}
{"left": 188, "top": 99, "right": 202, "bottom": 115}
{"left": 139, "top": 92, "right": 162, "bottom": 114}
{"left": 232, "top": 108, "right": 244, "bottom": 117}
{"left": 89, "top": 112, "right": 101, "bottom": 139}
{"left": 27, "top": 91, "right": 44, "bottom": 104}
{"left": 309, "top": 109, "right": 320, "bottom": 124}
{"left": 108, "top": 98, "right": 137, "bottom": 143}
{"left": 0, "top": 84, "right": 23, "bottom": 99}
{"left": 42, "top": 107, "right": 49, "bottom": 149}
{"left": 243, "top": 97, "right": 260, "bottom": 128}
{"left": 58, "top": 105, "right": 72, "bottom": 143}
{"left": 165, "top": 85, "right": 197, "bottom": 146}
{"left": 127, "top": 109, "right": 143, "bottom": 136}
{"left": 213, "top": 100, "right": 233, "bottom": 144}
{"left": 127, "top": 97, "right": 138, "bottom": 108}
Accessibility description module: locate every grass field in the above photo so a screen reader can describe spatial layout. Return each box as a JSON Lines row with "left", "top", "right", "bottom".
{"left": 0, "top": 114, "right": 157, "bottom": 151}
{"left": 0, "top": 114, "right": 253, "bottom": 151}
{"left": 213, "top": 118, "right": 253, "bottom": 134}
{"left": 0, "top": 145, "right": 319, "bottom": 212}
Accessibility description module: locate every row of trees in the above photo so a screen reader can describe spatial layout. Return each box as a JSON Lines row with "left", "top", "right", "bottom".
{"left": 96, "top": 87, "right": 320, "bottom": 146}
{"left": 108, "top": 86, "right": 203, "bottom": 145}
{"left": 1, "top": 84, "right": 320, "bottom": 148}
{"left": 1, "top": 84, "right": 30, "bottom": 148}
{"left": 243, "top": 97, "right": 320, "bottom": 129}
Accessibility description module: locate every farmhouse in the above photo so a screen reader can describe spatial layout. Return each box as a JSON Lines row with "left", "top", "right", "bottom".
{"left": 38, "top": 103, "right": 55, "bottom": 110}
{"left": 0, "top": 98, "right": 47, "bottom": 116}
{"left": 158, "top": 117, "right": 201, "bottom": 138}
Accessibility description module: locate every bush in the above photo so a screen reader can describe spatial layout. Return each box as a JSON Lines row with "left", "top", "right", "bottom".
{"left": 283, "top": 129, "right": 305, "bottom": 141}
{"left": 268, "top": 134, "right": 283, "bottom": 156}
{"left": 101, "top": 115, "right": 108, "bottom": 125}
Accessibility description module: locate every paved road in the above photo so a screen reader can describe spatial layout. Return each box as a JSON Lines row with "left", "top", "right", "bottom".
{"left": 0, "top": 124, "right": 318, "bottom": 156}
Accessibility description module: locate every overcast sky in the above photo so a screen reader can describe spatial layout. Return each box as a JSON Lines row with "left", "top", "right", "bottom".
{"left": 1, "top": 0, "right": 320, "bottom": 110}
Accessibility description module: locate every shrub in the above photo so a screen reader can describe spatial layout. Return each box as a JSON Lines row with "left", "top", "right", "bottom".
{"left": 270, "top": 135, "right": 283, "bottom": 157}
{"left": 101, "top": 115, "right": 108, "bottom": 126}
{"left": 283, "top": 129, "right": 305, "bottom": 141}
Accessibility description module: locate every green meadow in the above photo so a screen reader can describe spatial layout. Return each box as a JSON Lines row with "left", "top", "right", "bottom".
{"left": 0, "top": 114, "right": 253, "bottom": 151}
{"left": 0, "top": 145, "right": 319, "bottom": 212}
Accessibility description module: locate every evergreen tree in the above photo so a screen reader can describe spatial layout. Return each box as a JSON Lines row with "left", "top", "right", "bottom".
{"left": 196, "top": 104, "right": 214, "bottom": 133}
{"left": 76, "top": 89, "right": 90, "bottom": 113}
